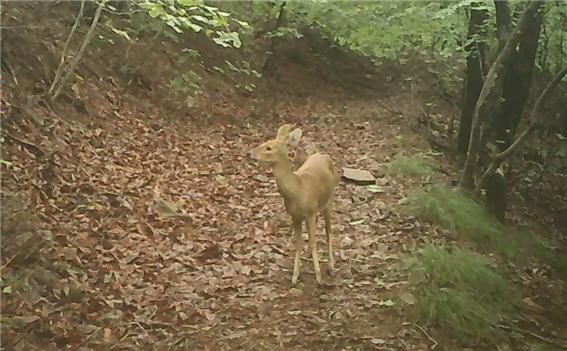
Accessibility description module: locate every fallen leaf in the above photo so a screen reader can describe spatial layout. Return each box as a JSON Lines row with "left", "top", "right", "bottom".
{"left": 400, "top": 292, "right": 416, "bottom": 305}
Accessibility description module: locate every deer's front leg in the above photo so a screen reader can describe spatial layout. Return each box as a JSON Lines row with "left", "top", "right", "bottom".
{"left": 306, "top": 215, "right": 322, "bottom": 284}
{"left": 291, "top": 218, "right": 303, "bottom": 284}
{"left": 323, "top": 206, "right": 334, "bottom": 275}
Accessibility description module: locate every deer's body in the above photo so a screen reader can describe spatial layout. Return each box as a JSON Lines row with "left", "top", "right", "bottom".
{"left": 250, "top": 125, "right": 338, "bottom": 284}
{"left": 276, "top": 153, "right": 336, "bottom": 217}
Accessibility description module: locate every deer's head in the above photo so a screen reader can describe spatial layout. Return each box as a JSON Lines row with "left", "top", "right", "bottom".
{"left": 249, "top": 124, "right": 302, "bottom": 166}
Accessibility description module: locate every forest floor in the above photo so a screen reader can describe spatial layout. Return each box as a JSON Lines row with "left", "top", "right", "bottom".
{"left": 1, "top": 3, "right": 566, "bottom": 351}
{"left": 3, "top": 79, "right": 448, "bottom": 351}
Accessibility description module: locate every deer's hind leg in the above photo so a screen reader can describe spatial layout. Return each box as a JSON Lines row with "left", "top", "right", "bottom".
{"left": 322, "top": 206, "right": 334, "bottom": 274}
{"left": 306, "top": 215, "right": 322, "bottom": 284}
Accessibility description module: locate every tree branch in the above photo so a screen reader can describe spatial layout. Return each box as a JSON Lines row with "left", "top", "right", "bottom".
{"left": 459, "top": 0, "right": 543, "bottom": 189}
{"left": 50, "top": 0, "right": 107, "bottom": 102}
{"left": 475, "top": 67, "right": 567, "bottom": 194}
{"left": 49, "top": 0, "right": 86, "bottom": 96}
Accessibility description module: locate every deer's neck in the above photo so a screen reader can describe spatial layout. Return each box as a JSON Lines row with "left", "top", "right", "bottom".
{"left": 272, "top": 160, "right": 300, "bottom": 200}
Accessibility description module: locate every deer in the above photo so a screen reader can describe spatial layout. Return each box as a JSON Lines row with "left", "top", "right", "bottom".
{"left": 249, "top": 124, "right": 338, "bottom": 285}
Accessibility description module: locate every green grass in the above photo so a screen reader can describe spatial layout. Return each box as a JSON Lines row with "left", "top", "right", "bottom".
{"left": 385, "top": 154, "right": 434, "bottom": 177}
{"left": 405, "top": 245, "right": 514, "bottom": 344}
{"left": 404, "top": 185, "right": 556, "bottom": 263}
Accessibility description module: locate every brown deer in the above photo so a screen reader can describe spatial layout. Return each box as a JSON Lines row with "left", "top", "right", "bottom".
{"left": 250, "top": 124, "right": 338, "bottom": 284}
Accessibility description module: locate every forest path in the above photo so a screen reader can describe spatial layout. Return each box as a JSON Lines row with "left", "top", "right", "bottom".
{"left": 3, "top": 80, "right": 442, "bottom": 351}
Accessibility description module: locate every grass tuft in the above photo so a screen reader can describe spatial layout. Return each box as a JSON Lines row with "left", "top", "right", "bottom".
{"left": 386, "top": 154, "right": 434, "bottom": 177}
{"left": 404, "top": 185, "right": 556, "bottom": 262}
{"left": 406, "top": 245, "right": 514, "bottom": 344}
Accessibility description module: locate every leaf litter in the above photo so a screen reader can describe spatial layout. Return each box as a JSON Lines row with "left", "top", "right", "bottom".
{"left": 2, "top": 95, "right": 441, "bottom": 350}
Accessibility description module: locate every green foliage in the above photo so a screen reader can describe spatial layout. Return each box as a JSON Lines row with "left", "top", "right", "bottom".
{"left": 405, "top": 186, "right": 556, "bottom": 262}
{"left": 537, "top": 2, "right": 567, "bottom": 73}
{"left": 0, "top": 159, "right": 13, "bottom": 167}
{"left": 291, "top": 1, "right": 468, "bottom": 62}
{"left": 214, "top": 1, "right": 564, "bottom": 93}
{"left": 405, "top": 245, "right": 514, "bottom": 344}
{"left": 168, "top": 70, "right": 201, "bottom": 107}
{"left": 386, "top": 155, "right": 434, "bottom": 177}
{"left": 136, "top": 0, "right": 246, "bottom": 48}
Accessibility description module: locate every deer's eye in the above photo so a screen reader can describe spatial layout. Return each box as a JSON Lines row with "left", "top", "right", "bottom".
{"left": 266, "top": 146, "right": 272, "bottom": 151}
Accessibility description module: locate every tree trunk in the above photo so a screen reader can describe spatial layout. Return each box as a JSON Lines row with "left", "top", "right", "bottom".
{"left": 494, "top": 3, "right": 545, "bottom": 150}
{"left": 459, "top": 0, "right": 543, "bottom": 190}
{"left": 494, "top": 0, "right": 512, "bottom": 49}
{"left": 476, "top": 67, "right": 567, "bottom": 194}
{"left": 477, "top": 0, "right": 511, "bottom": 168}
{"left": 262, "top": 1, "right": 287, "bottom": 73}
{"left": 457, "top": 4, "right": 489, "bottom": 156}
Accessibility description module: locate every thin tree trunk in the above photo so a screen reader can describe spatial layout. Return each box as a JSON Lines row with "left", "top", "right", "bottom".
{"left": 262, "top": 1, "right": 286, "bottom": 72}
{"left": 475, "top": 67, "right": 567, "bottom": 194}
{"left": 477, "top": 0, "right": 511, "bottom": 165}
{"left": 49, "top": 0, "right": 86, "bottom": 96}
{"left": 459, "top": 0, "right": 543, "bottom": 190}
{"left": 457, "top": 3, "right": 489, "bottom": 156}
{"left": 482, "top": 0, "right": 541, "bottom": 220}
{"left": 50, "top": 0, "right": 107, "bottom": 102}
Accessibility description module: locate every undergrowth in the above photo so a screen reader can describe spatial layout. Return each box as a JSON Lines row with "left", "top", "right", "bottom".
{"left": 405, "top": 245, "right": 514, "bottom": 344}
{"left": 385, "top": 154, "right": 433, "bottom": 177}
{"left": 404, "top": 185, "right": 557, "bottom": 265}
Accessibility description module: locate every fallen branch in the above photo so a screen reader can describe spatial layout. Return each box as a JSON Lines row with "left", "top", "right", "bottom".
{"left": 1, "top": 254, "right": 18, "bottom": 270}
{"left": 414, "top": 323, "right": 438, "bottom": 350}
{"left": 376, "top": 99, "right": 403, "bottom": 116}
{"left": 1, "top": 131, "right": 45, "bottom": 157}
{"left": 70, "top": 327, "right": 102, "bottom": 351}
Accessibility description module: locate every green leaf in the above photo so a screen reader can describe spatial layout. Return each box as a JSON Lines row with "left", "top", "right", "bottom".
{"left": 376, "top": 299, "right": 395, "bottom": 307}
{"left": 233, "top": 19, "right": 250, "bottom": 29}
{"left": 231, "top": 33, "right": 242, "bottom": 48}
{"left": 177, "top": 0, "right": 194, "bottom": 6}
{"left": 0, "top": 159, "right": 13, "bottom": 167}
{"left": 148, "top": 4, "right": 165, "bottom": 18}
{"left": 191, "top": 15, "right": 210, "bottom": 24}
{"left": 186, "top": 21, "right": 203, "bottom": 32}
{"left": 166, "top": 19, "right": 183, "bottom": 33}
{"left": 2, "top": 286, "right": 12, "bottom": 294}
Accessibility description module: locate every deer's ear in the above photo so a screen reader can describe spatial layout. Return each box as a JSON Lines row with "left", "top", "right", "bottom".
{"left": 286, "top": 128, "right": 302, "bottom": 146}
{"left": 276, "top": 124, "right": 294, "bottom": 141}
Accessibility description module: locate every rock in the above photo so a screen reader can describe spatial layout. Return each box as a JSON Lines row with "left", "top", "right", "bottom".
{"left": 288, "top": 288, "right": 303, "bottom": 297}
{"left": 342, "top": 168, "right": 376, "bottom": 185}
